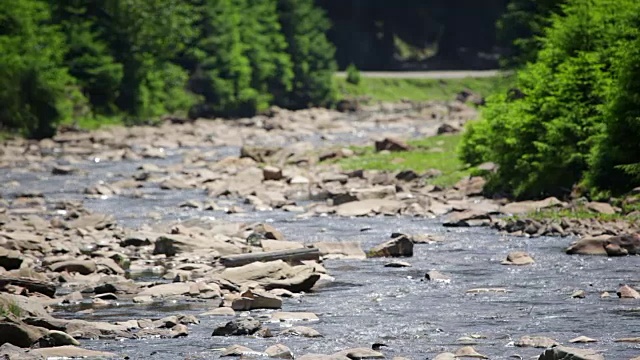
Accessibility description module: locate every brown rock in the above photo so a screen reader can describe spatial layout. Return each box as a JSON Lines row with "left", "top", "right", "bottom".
{"left": 231, "top": 289, "right": 282, "bottom": 310}
{"left": 454, "top": 346, "right": 488, "bottom": 359}
{"left": 335, "top": 199, "right": 402, "bottom": 217}
{"left": 263, "top": 166, "right": 283, "bottom": 181}
{"left": 586, "top": 202, "right": 616, "bottom": 215}
{"left": 312, "top": 241, "right": 366, "bottom": 260}
{"left": 212, "top": 317, "right": 262, "bottom": 336}
{"left": 501, "top": 251, "right": 535, "bottom": 265}
{"left": 0, "top": 315, "right": 48, "bottom": 348}
{"left": 617, "top": 285, "right": 640, "bottom": 299}
{"left": 333, "top": 347, "right": 384, "bottom": 360}
{"left": 265, "top": 344, "right": 294, "bottom": 359}
{"left": 443, "top": 210, "right": 492, "bottom": 227}
{"left": 282, "top": 326, "right": 322, "bottom": 338}
{"left": 30, "top": 346, "right": 117, "bottom": 358}
{"left": 374, "top": 137, "right": 411, "bottom": 152}
{"left": 537, "top": 346, "right": 603, "bottom": 360}
{"left": 367, "top": 235, "right": 413, "bottom": 258}
{"left": 50, "top": 260, "right": 96, "bottom": 275}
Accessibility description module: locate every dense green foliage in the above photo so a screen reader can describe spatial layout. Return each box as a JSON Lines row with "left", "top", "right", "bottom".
{"left": 496, "top": 0, "right": 565, "bottom": 68}
{"left": 460, "top": 0, "right": 640, "bottom": 198}
{"left": 345, "top": 64, "right": 361, "bottom": 85}
{"left": 0, "top": 0, "right": 336, "bottom": 137}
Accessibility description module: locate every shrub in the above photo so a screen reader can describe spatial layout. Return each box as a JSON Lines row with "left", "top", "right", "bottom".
{"left": 345, "top": 63, "right": 361, "bottom": 85}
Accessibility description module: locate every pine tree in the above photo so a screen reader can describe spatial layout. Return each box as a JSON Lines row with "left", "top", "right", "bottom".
{"left": 276, "top": 0, "right": 337, "bottom": 109}
{"left": 238, "top": 0, "right": 293, "bottom": 112}
{"left": 188, "top": 0, "right": 257, "bottom": 118}
{"left": 0, "top": 0, "right": 79, "bottom": 138}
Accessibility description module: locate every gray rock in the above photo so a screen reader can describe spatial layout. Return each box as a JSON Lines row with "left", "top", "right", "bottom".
{"left": 0, "top": 316, "right": 48, "bottom": 348}
{"left": 50, "top": 260, "right": 96, "bottom": 275}
{"left": 265, "top": 344, "right": 294, "bottom": 359}
{"left": 537, "top": 346, "right": 604, "bottom": 360}
{"left": 212, "top": 317, "right": 262, "bottom": 336}
{"left": 515, "top": 335, "right": 559, "bottom": 348}
{"left": 281, "top": 326, "right": 322, "bottom": 338}
{"left": 367, "top": 235, "right": 413, "bottom": 257}
{"left": 30, "top": 346, "right": 117, "bottom": 358}
{"left": 425, "top": 270, "right": 450, "bottom": 282}
{"left": 0, "top": 248, "right": 23, "bottom": 270}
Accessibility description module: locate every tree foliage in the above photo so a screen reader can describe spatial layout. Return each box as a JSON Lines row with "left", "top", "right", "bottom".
{"left": 460, "top": 0, "right": 640, "bottom": 198}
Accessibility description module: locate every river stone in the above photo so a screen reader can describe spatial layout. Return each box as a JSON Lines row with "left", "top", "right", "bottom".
{"left": 0, "top": 343, "right": 44, "bottom": 359}
{"left": 501, "top": 251, "right": 535, "bottom": 265}
{"left": 566, "top": 236, "right": 610, "bottom": 256}
{"left": 374, "top": 137, "right": 411, "bottom": 152}
{"left": 270, "top": 312, "right": 319, "bottom": 322}
{"left": 0, "top": 248, "right": 23, "bottom": 270}
{"left": 466, "top": 288, "right": 508, "bottom": 294}
{"left": 384, "top": 261, "right": 411, "bottom": 268}
{"left": 265, "top": 344, "right": 294, "bottom": 359}
{"left": 263, "top": 166, "right": 283, "bottom": 181}
{"left": 500, "top": 197, "right": 563, "bottom": 214}
{"left": 515, "top": 335, "right": 559, "bottom": 348}
{"left": 425, "top": 270, "right": 451, "bottom": 283}
{"left": 50, "top": 260, "right": 97, "bottom": 275}
{"left": 0, "top": 316, "right": 48, "bottom": 348}
{"left": 617, "top": 285, "right": 640, "bottom": 299}
{"left": 433, "top": 353, "right": 456, "bottom": 360}
{"left": 37, "top": 329, "right": 80, "bottom": 347}
{"left": 201, "top": 307, "right": 235, "bottom": 316}
{"left": 171, "top": 324, "right": 189, "bottom": 338}
{"left": 333, "top": 347, "right": 384, "bottom": 360}
{"left": 312, "top": 241, "right": 366, "bottom": 260}
{"left": 30, "top": 346, "right": 117, "bottom": 358}
{"left": 231, "top": 289, "right": 282, "bottom": 310}
{"left": 604, "top": 233, "right": 640, "bottom": 256}
{"left": 569, "top": 336, "right": 597, "bottom": 343}
{"left": 614, "top": 337, "right": 640, "bottom": 343}
{"left": 367, "top": 235, "right": 413, "bottom": 257}
{"left": 221, "top": 344, "right": 258, "bottom": 357}
{"left": 454, "top": 346, "right": 488, "bottom": 359}
{"left": 219, "top": 260, "right": 320, "bottom": 293}
{"left": 335, "top": 199, "right": 402, "bottom": 217}
{"left": 571, "top": 290, "right": 586, "bottom": 298}
{"left": 443, "top": 209, "right": 492, "bottom": 227}
{"left": 138, "top": 282, "right": 193, "bottom": 298}
{"left": 537, "top": 346, "right": 604, "bottom": 360}
{"left": 260, "top": 239, "right": 304, "bottom": 252}
{"left": 282, "top": 326, "right": 322, "bottom": 337}
{"left": 212, "top": 317, "right": 261, "bottom": 336}
{"left": 586, "top": 201, "right": 616, "bottom": 214}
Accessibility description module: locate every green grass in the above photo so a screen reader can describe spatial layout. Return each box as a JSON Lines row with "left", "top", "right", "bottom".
{"left": 335, "top": 74, "right": 515, "bottom": 102}
{"left": 60, "top": 114, "right": 124, "bottom": 131}
{"left": 334, "top": 133, "right": 474, "bottom": 187}
{"left": 0, "top": 301, "right": 22, "bottom": 318}
{"left": 508, "top": 207, "right": 640, "bottom": 223}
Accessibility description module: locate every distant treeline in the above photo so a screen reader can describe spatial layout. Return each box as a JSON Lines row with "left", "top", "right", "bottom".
{"left": 0, "top": 0, "right": 336, "bottom": 138}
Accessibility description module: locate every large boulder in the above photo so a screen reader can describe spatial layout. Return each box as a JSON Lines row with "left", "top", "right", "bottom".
{"left": 367, "top": 235, "right": 414, "bottom": 258}
{"left": 0, "top": 315, "right": 48, "bottom": 348}
{"left": 566, "top": 233, "right": 640, "bottom": 256}
{"left": 312, "top": 241, "right": 366, "bottom": 260}
{"left": 537, "top": 346, "right": 604, "bottom": 360}
{"left": 218, "top": 260, "right": 321, "bottom": 293}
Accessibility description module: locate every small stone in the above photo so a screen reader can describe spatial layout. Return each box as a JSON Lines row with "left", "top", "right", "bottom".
{"left": 133, "top": 296, "right": 154, "bottom": 304}
{"left": 201, "top": 307, "right": 235, "bottom": 316}
{"left": 433, "top": 353, "right": 457, "bottom": 360}
{"left": 270, "top": 312, "right": 319, "bottom": 322}
{"left": 425, "top": 270, "right": 451, "bottom": 283}
{"left": 501, "top": 251, "right": 535, "bottom": 265}
{"left": 454, "top": 346, "right": 488, "bottom": 359}
{"left": 263, "top": 166, "right": 283, "bottom": 181}
{"left": 212, "top": 317, "right": 261, "bottom": 336}
{"left": 333, "top": 347, "right": 384, "bottom": 360}
{"left": 221, "top": 344, "right": 256, "bottom": 357}
{"left": 255, "top": 327, "right": 274, "bottom": 338}
{"left": 265, "top": 344, "right": 294, "bottom": 359}
{"left": 171, "top": 324, "right": 189, "bottom": 338}
{"left": 282, "top": 326, "right": 322, "bottom": 338}
{"left": 571, "top": 290, "right": 586, "bottom": 298}
{"left": 600, "top": 292, "right": 610, "bottom": 298}
{"left": 514, "top": 335, "right": 559, "bottom": 348}
{"left": 384, "top": 261, "right": 411, "bottom": 268}
{"left": 614, "top": 337, "right": 640, "bottom": 343}
{"left": 569, "top": 336, "right": 597, "bottom": 343}
{"left": 617, "top": 285, "right": 640, "bottom": 299}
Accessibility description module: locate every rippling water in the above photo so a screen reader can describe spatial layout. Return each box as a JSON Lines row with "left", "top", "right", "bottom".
{"left": 2, "top": 141, "right": 639, "bottom": 360}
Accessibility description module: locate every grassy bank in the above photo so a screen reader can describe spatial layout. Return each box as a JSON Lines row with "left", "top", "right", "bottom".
{"left": 334, "top": 133, "right": 474, "bottom": 187}
{"left": 335, "top": 74, "right": 515, "bottom": 102}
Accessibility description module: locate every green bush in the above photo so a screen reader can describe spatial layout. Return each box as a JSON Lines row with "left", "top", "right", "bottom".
{"left": 460, "top": 0, "right": 640, "bottom": 199}
{"left": 345, "top": 63, "right": 361, "bottom": 85}
{"left": 0, "top": 0, "right": 80, "bottom": 139}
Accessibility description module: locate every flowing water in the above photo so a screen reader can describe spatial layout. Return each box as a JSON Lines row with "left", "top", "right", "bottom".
{"left": 2, "top": 130, "right": 639, "bottom": 360}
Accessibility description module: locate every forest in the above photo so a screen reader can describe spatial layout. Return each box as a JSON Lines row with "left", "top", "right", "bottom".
{"left": 1, "top": 0, "right": 639, "bottom": 198}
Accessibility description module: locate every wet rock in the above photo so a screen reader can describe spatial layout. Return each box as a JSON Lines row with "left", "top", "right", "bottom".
{"left": 138, "top": 282, "right": 192, "bottom": 298}
{"left": 265, "top": 344, "right": 294, "bottom": 359}
{"left": 30, "top": 346, "right": 117, "bottom": 358}
{"left": 604, "top": 233, "right": 640, "bottom": 256}
{"left": 221, "top": 344, "right": 257, "bottom": 357}
{"left": 384, "top": 261, "right": 411, "bottom": 268}
{"left": 425, "top": 270, "right": 450, "bottom": 283}
{"left": 466, "top": 288, "right": 508, "bottom": 294}
{"left": 566, "top": 236, "right": 610, "bottom": 256}
{"left": 569, "top": 336, "right": 597, "bottom": 343}
{"left": 537, "top": 346, "right": 604, "bottom": 360}
{"left": 0, "top": 248, "right": 23, "bottom": 270}
{"left": 263, "top": 166, "right": 284, "bottom": 181}
{"left": 500, "top": 197, "right": 564, "bottom": 215}
{"left": 312, "top": 241, "right": 366, "bottom": 260}
{"left": 367, "top": 235, "right": 413, "bottom": 258}
{"left": 212, "top": 317, "right": 262, "bottom": 336}
{"left": 443, "top": 210, "right": 492, "bottom": 227}
{"left": 333, "top": 347, "right": 384, "bottom": 360}
{"left": 571, "top": 290, "right": 586, "bottom": 299}
{"left": 51, "top": 259, "right": 98, "bottom": 275}
{"left": 433, "top": 353, "right": 456, "bottom": 360}
{"left": 231, "top": 289, "right": 282, "bottom": 310}
{"left": 374, "top": 137, "right": 411, "bottom": 152}
{"left": 335, "top": 199, "right": 402, "bottom": 217}
{"left": 501, "top": 251, "right": 535, "bottom": 265}
{"left": 515, "top": 335, "right": 559, "bottom": 348}
{"left": 153, "top": 234, "right": 242, "bottom": 257}
{"left": 270, "top": 312, "right": 319, "bottom": 322}
{"left": 219, "top": 260, "right": 320, "bottom": 293}
{"left": 614, "top": 337, "right": 640, "bottom": 343}
{"left": 170, "top": 324, "right": 189, "bottom": 338}
{"left": 617, "top": 285, "right": 640, "bottom": 299}
{"left": 282, "top": 326, "right": 322, "bottom": 338}
{"left": 454, "top": 346, "right": 488, "bottom": 359}
{"left": 586, "top": 202, "right": 616, "bottom": 215}
{"left": 0, "top": 316, "right": 48, "bottom": 348}
{"left": 201, "top": 307, "right": 235, "bottom": 316}
{"left": 37, "top": 329, "right": 80, "bottom": 347}
{"left": 51, "top": 165, "right": 75, "bottom": 175}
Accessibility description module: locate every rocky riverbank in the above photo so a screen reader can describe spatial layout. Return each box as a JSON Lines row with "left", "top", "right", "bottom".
{"left": 1, "top": 101, "right": 638, "bottom": 359}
